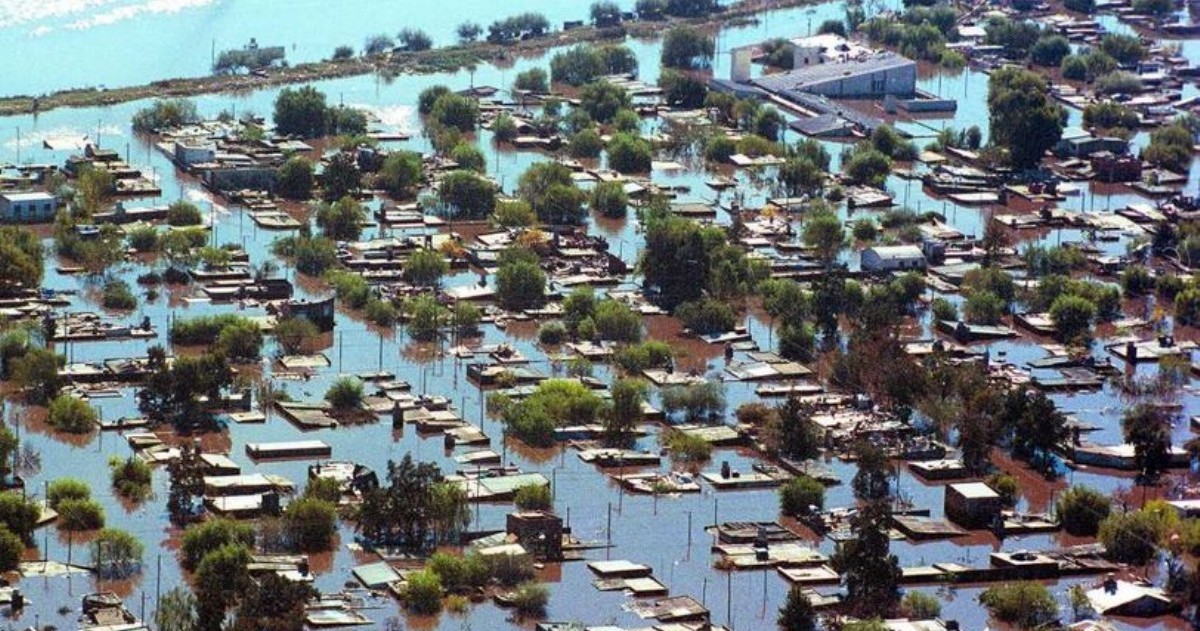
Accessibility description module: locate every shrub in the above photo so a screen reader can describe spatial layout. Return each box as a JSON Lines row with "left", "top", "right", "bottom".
{"left": 403, "top": 569, "right": 443, "bottom": 614}
{"left": 1098, "top": 510, "right": 1161, "bottom": 564}
{"left": 58, "top": 498, "right": 105, "bottom": 531}
{"left": 511, "top": 581, "right": 549, "bottom": 617}
{"left": 47, "top": 396, "right": 97, "bottom": 433}
{"left": 181, "top": 519, "right": 255, "bottom": 570}
{"left": 592, "top": 300, "right": 641, "bottom": 342}
{"left": 1055, "top": 485, "right": 1111, "bottom": 536}
{"left": 676, "top": 298, "right": 736, "bottom": 335}
{"left": 663, "top": 430, "right": 713, "bottom": 464}
{"left": 615, "top": 341, "right": 673, "bottom": 373}
{"left": 48, "top": 478, "right": 92, "bottom": 510}
{"left": 0, "top": 526, "right": 22, "bottom": 572}
{"left": 568, "top": 129, "right": 604, "bottom": 159}
{"left": 590, "top": 181, "right": 628, "bottom": 218}
{"left": 109, "top": 457, "right": 153, "bottom": 501}
{"left": 325, "top": 377, "right": 365, "bottom": 411}
{"left": 606, "top": 133, "right": 652, "bottom": 173}
{"left": 901, "top": 591, "right": 941, "bottom": 619}
{"left": 931, "top": 297, "right": 958, "bottom": 322}
{"left": 283, "top": 497, "right": 338, "bottom": 551}
{"left": 661, "top": 382, "right": 725, "bottom": 422}
{"left": 979, "top": 582, "right": 1058, "bottom": 629}
{"left": 92, "top": 528, "right": 144, "bottom": 578}
{"left": 101, "top": 279, "right": 137, "bottom": 310}
{"left": 513, "top": 484, "right": 552, "bottom": 511}
{"left": 166, "top": 200, "right": 203, "bottom": 226}
{"left": 779, "top": 476, "right": 824, "bottom": 516}
{"left": 538, "top": 322, "right": 566, "bottom": 345}
{"left": 0, "top": 493, "right": 40, "bottom": 543}
{"left": 985, "top": 473, "right": 1019, "bottom": 507}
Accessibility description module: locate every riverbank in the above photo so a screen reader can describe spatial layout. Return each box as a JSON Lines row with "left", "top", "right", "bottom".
{"left": 0, "top": 0, "right": 815, "bottom": 118}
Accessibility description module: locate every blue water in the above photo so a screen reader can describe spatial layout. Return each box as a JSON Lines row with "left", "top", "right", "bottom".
{"left": 0, "top": 0, "right": 653, "bottom": 95}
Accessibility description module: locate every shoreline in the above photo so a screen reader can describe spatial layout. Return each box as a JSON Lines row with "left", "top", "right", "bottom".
{"left": 0, "top": 0, "right": 816, "bottom": 119}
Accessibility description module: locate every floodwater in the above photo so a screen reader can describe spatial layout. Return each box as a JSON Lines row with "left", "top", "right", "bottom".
{"left": 0, "top": 1, "right": 1199, "bottom": 630}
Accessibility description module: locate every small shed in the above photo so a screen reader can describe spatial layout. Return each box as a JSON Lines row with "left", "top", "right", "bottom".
{"left": 861, "top": 245, "right": 926, "bottom": 273}
{"left": 944, "top": 482, "right": 1001, "bottom": 529}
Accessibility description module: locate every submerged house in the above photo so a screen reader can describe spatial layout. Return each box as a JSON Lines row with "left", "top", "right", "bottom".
{"left": 861, "top": 245, "right": 927, "bottom": 273}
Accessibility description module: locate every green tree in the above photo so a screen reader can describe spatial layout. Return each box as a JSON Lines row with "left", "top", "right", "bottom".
{"left": 316, "top": 195, "right": 366, "bottom": 240}
{"left": 843, "top": 147, "right": 891, "bottom": 186}
{"left": 404, "top": 248, "right": 448, "bottom": 287}
{"left": 231, "top": 574, "right": 316, "bottom": 631}
{"left": 274, "top": 86, "right": 329, "bottom": 138}
{"left": 166, "top": 200, "right": 203, "bottom": 226}
{"left": 802, "top": 211, "right": 846, "bottom": 264}
{"left": 514, "top": 483, "right": 552, "bottom": 511}
{"left": 195, "top": 543, "right": 252, "bottom": 631}
{"left": 155, "top": 588, "right": 197, "bottom": 631}
{"left": 273, "top": 316, "right": 320, "bottom": 355}
{"left": 92, "top": 528, "right": 144, "bottom": 578}
{"left": 283, "top": 497, "right": 337, "bottom": 551}
{"left": 430, "top": 94, "right": 479, "bottom": 132}
{"left": 403, "top": 569, "right": 444, "bottom": 614}
{"left": 851, "top": 441, "right": 891, "bottom": 501}
{"left": 1055, "top": 485, "right": 1111, "bottom": 536}
{"left": 778, "top": 586, "right": 817, "bottom": 631}
{"left": 321, "top": 152, "right": 361, "bottom": 201}
{"left": 987, "top": 67, "right": 1065, "bottom": 169}
{"left": 397, "top": 27, "right": 432, "bottom": 52}
{"left": 47, "top": 395, "right": 96, "bottom": 433}
{"left": 780, "top": 476, "right": 825, "bottom": 516}
{"left": 0, "top": 493, "right": 40, "bottom": 543}
{"left": 979, "top": 582, "right": 1058, "bottom": 629}
{"left": 277, "top": 156, "right": 315, "bottom": 200}
{"left": 579, "top": 80, "right": 632, "bottom": 123}
{"left": 182, "top": 518, "right": 256, "bottom": 570}
{"left": 658, "top": 69, "right": 708, "bottom": 108}
{"left": 1122, "top": 404, "right": 1172, "bottom": 485}
{"left": 605, "top": 378, "right": 646, "bottom": 446}
{"left": 1049, "top": 293, "right": 1096, "bottom": 343}
{"left": 132, "top": 98, "right": 200, "bottom": 133}
{"left": 0, "top": 226, "right": 44, "bottom": 290}
{"left": 590, "top": 180, "right": 628, "bottom": 218}
{"left": 0, "top": 526, "right": 22, "bottom": 573}
{"left": 661, "top": 26, "right": 715, "bottom": 69}
{"left": 901, "top": 591, "right": 941, "bottom": 619}
{"left": 325, "top": 377, "right": 364, "bottom": 411}
{"left": 607, "top": 133, "right": 652, "bottom": 173}
{"left": 831, "top": 500, "right": 901, "bottom": 616}
{"left": 376, "top": 150, "right": 423, "bottom": 197}
{"left": 438, "top": 170, "right": 497, "bottom": 218}
{"left": 496, "top": 249, "right": 546, "bottom": 311}
{"left": 519, "top": 162, "right": 586, "bottom": 224}
{"left": 514, "top": 68, "right": 550, "bottom": 93}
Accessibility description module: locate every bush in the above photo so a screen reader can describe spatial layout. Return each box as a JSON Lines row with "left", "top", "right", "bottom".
{"left": 979, "top": 582, "right": 1058, "bottom": 629}
{"left": 181, "top": 519, "right": 255, "bottom": 570}
{"left": 931, "top": 297, "right": 958, "bottom": 322}
{"left": 47, "top": 395, "right": 97, "bottom": 433}
{"left": 513, "top": 484, "right": 552, "bottom": 511}
{"left": 403, "top": 569, "right": 443, "bottom": 614}
{"left": 593, "top": 300, "right": 641, "bottom": 341}
{"left": 0, "top": 526, "right": 22, "bottom": 572}
{"left": 568, "top": 129, "right": 604, "bottom": 159}
{"left": 126, "top": 225, "right": 159, "bottom": 252}
{"left": 615, "top": 341, "right": 674, "bottom": 373}
{"left": 661, "top": 26, "right": 714, "bottom": 69}
{"left": 277, "top": 156, "right": 315, "bottom": 200}
{"left": 779, "top": 476, "right": 824, "bottom": 516}
{"left": 109, "top": 457, "right": 153, "bottom": 501}
{"left": 48, "top": 478, "right": 92, "bottom": 509}
{"left": 496, "top": 253, "right": 547, "bottom": 311}
{"left": 663, "top": 430, "right": 713, "bottom": 464}
{"left": 92, "top": 528, "right": 144, "bottom": 578}
{"left": 284, "top": 497, "right": 338, "bottom": 551}
{"left": 676, "top": 298, "right": 736, "bottom": 335}
{"left": 325, "top": 377, "right": 364, "bottom": 411}
{"left": 851, "top": 218, "right": 877, "bottom": 242}
{"left": 511, "top": 581, "right": 549, "bottom": 617}
{"left": 1098, "top": 510, "right": 1161, "bottom": 564}
{"left": 58, "top": 497, "right": 105, "bottom": 531}
{"left": 901, "top": 591, "right": 941, "bottom": 619}
{"left": 590, "top": 181, "right": 628, "bottom": 218}
{"left": 607, "top": 133, "right": 652, "bottom": 174}
{"left": 166, "top": 200, "right": 203, "bottom": 226}
{"left": 513, "top": 68, "right": 549, "bottom": 93}
{"left": 171, "top": 313, "right": 255, "bottom": 345}
{"left": 101, "top": 279, "right": 137, "bottom": 310}
{"left": 216, "top": 318, "right": 264, "bottom": 361}
{"left": 1055, "top": 486, "right": 1111, "bottom": 536}
{"left": 538, "top": 322, "right": 566, "bottom": 345}
{"left": 986, "top": 473, "right": 1018, "bottom": 507}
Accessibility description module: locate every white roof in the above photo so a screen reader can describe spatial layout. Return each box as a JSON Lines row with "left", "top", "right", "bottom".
{"left": 1087, "top": 581, "right": 1170, "bottom": 614}
{"left": 866, "top": 245, "right": 925, "bottom": 260}
{"left": 1, "top": 192, "right": 54, "bottom": 202}
{"left": 949, "top": 481, "right": 999, "bottom": 499}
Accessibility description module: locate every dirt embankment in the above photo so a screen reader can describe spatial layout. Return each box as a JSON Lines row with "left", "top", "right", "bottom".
{"left": 0, "top": 0, "right": 817, "bottom": 118}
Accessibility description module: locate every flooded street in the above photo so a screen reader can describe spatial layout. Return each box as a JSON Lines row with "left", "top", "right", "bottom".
{"left": 0, "top": 0, "right": 1199, "bottom": 630}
